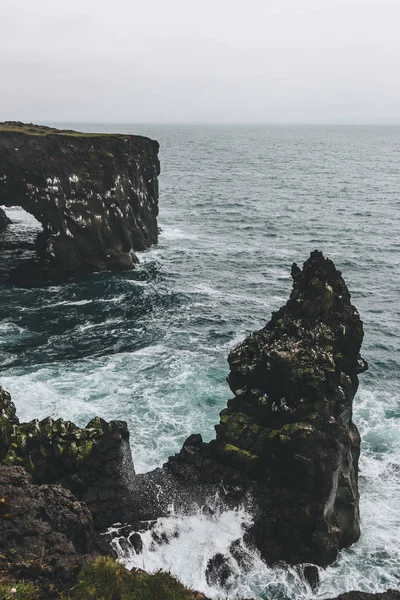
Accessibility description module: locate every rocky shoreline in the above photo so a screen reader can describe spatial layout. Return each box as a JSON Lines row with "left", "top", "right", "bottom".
{"left": 0, "top": 251, "right": 398, "bottom": 599}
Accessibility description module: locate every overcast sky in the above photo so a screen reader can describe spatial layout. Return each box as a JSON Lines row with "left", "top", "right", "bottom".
{"left": 1, "top": 0, "right": 399, "bottom": 124}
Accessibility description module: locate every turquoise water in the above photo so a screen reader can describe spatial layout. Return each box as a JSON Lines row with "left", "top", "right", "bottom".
{"left": 0, "top": 125, "right": 399, "bottom": 598}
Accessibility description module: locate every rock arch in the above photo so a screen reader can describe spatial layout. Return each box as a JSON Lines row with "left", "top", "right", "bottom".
{"left": 0, "top": 122, "right": 160, "bottom": 277}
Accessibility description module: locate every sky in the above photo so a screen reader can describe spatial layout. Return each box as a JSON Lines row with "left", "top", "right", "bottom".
{"left": 0, "top": 0, "right": 399, "bottom": 124}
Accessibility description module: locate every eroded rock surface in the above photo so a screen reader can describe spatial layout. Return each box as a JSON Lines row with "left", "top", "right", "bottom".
{"left": 0, "top": 122, "right": 159, "bottom": 276}
{"left": 328, "top": 592, "right": 400, "bottom": 600}
{"left": 0, "top": 465, "right": 93, "bottom": 593}
{"left": 0, "top": 251, "right": 369, "bottom": 574}
{"left": 0, "top": 387, "right": 134, "bottom": 529}
{"left": 163, "top": 250, "right": 368, "bottom": 566}
{"left": 0, "top": 206, "right": 12, "bottom": 232}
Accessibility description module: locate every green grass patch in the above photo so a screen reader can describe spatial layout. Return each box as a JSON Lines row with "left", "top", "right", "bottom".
{"left": 0, "top": 122, "right": 127, "bottom": 138}
{"left": 68, "top": 557, "right": 203, "bottom": 600}
{"left": 0, "top": 580, "right": 40, "bottom": 599}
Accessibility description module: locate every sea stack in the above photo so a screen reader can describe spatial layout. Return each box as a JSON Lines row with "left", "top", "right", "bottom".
{"left": 0, "top": 122, "right": 160, "bottom": 275}
{"left": 167, "top": 250, "right": 368, "bottom": 566}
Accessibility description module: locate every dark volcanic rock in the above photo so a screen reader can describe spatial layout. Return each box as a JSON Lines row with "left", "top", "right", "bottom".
{"left": 0, "top": 251, "right": 371, "bottom": 581}
{"left": 0, "top": 387, "right": 135, "bottom": 529}
{"left": 0, "top": 206, "right": 12, "bottom": 232}
{"left": 163, "top": 251, "right": 368, "bottom": 567}
{"left": 205, "top": 553, "right": 233, "bottom": 588}
{"left": 328, "top": 592, "right": 400, "bottom": 600}
{"left": 0, "top": 121, "right": 159, "bottom": 276}
{"left": 303, "top": 564, "right": 320, "bottom": 590}
{"left": 0, "top": 465, "right": 93, "bottom": 590}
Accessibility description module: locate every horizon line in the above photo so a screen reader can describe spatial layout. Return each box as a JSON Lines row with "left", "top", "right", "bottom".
{"left": 27, "top": 119, "right": 400, "bottom": 127}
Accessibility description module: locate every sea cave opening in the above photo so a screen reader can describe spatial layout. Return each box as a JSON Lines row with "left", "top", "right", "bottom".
{"left": 0, "top": 205, "right": 44, "bottom": 281}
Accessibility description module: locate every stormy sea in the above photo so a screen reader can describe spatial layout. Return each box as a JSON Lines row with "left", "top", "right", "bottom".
{"left": 0, "top": 124, "right": 399, "bottom": 599}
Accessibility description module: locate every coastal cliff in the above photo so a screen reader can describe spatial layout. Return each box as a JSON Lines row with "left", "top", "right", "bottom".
{"left": 0, "top": 387, "right": 134, "bottom": 529}
{"left": 1, "top": 250, "right": 397, "bottom": 600}
{"left": 0, "top": 122, "right": 160, "bottom": 275}
{"left": 140, "top": 251, "right": 368, "bottom": 566}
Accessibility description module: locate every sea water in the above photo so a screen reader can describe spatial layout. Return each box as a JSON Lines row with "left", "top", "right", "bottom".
{"left": 0, "top": 124, "right": 399, "bottom": 599}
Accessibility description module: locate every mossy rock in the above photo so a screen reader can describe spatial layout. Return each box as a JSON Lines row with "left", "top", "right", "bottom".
{"left": 220, "top": 442, "right": 260, "bottom": 472}
{"left": 67, "top": 557, "right": 205, "bottom": 600}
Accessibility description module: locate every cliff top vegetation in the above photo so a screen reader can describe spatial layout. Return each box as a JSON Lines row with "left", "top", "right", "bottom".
{"left": 0, "top": 121, "right": 128, "bottom": 138}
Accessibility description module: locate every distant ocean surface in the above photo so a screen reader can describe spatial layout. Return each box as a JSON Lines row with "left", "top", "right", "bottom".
{"left": 0, "top": 124, "right": 399, "bottom": 599}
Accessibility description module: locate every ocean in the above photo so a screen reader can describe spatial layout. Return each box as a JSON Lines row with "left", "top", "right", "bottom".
{"left": 0, "top": 124, "right": 399, "bottom": 599}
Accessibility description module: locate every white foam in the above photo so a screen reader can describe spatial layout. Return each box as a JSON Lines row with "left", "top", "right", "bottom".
{"left": 109, "top": 385, "right": 400, "bottom": 599}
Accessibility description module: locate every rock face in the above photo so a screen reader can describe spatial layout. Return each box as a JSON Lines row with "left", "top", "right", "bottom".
{"left": 0, "top": 387, "right": 134, "bottom": 529}
{"left": 165, "top": 251, "right": 368, "bottom": 566}
{"left": 328, "top": 593, "right": 400, "bottom": 600}
{"left": 0, "top": 465, "right": 93, "bottom": 593}
{"left": 0, "top": 122, "right": 159, "bottom": 275}
{"left": 0, "top": 206, "right": 12, "bottom": 232}
{"left": 0, "top": 251, "right": 368, "bottom": 573}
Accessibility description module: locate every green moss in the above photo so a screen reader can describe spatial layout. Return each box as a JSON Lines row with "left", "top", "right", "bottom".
{"left": 0, "top": 122, "right": 129, "bottom": 138}
{"left": 0, "top": 411, "right": 103, "bottom": 472}
{"left": 0, "top": 581, "right": 40, "bottom": 600}
{"left": 76, "top": 439, "right": 94, "bottom": 461}
{"left": 279, "top": 434, "right": 291, "bottom": 445}
{"left": 219, "top": 411, "right": 316, "bottom": 455}
{"left": 2, "top": 449, "right": 19, "bottom": 466}
{"left": 279, "top": 422, "right": 315, "bottom": 436}
{"left": 68, "top": 557, "right": 201, "bottom": 600}
{"left": 221, "top": 443, "right": 259, "bottom": 464}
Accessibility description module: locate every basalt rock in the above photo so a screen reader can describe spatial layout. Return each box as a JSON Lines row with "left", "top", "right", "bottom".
{"left": 0, "top": 206, "right": 12, "bottom": 232}
{"left": 328, "top": 592, "right": 400, "bottom": 600}
{"left": 0, "top": 121, "right": 159, "bottom": 276}
{"left": 0, "top": 465, "right": 93, "bottom": 596}
{"left": 0, "top": 387, "right": 134, "bottom": 529}
{"left": 0, "top": 251, "right": 369, "bottom": 573}
{"left": 164, "top": 250, "right": 368, "bottom": 567}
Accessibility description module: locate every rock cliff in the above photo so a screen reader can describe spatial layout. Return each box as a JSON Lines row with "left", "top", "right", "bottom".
{"left": 0, "top": 206, "right": 12, "bottom": 232}
{"left": 0, "top": 250, "right": 397, "bottom": 599}
{"left": 0, "top": 465, "right": 93, "bottom": 595}
{"left": 0, "top": 122, "right": 160, "bottom": 275}
{"left": 0, "top": 251, "right": 368, "bottom": 568}
{"left": 0, "top": 387, "right": 134, "bottom": 529}
{"left": 163, "top": 250, "right": 368, "bottom": 566}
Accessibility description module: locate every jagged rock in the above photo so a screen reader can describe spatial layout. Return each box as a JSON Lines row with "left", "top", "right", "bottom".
{"left": 0, "top": 121, "right": 159, "bottom": 277}
{"left": 328, "top": 592, "right": 400, "bottom": 600}
{"left": 163, "top": 251, "right": 368, "bottom": 566}
{"left": 303, "top": 564, "right": 319, "bottom": 590}
{"left": 205, "top": 553, "right": 233, "bottom": 588}
{"left": 0, "top": 465, "right": 93, "bottom": 593}
{"left": 0, "top": 206, "right": 12, "bottom": 232}
{"left": 0, "top": 251, "right": 370, "bottom": 575}
{"left": 0, "top": 388, "right": 135, "bottom": 529}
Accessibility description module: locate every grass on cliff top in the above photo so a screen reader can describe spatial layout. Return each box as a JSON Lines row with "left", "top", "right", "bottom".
{"left": 0, "top": 122, "right": 127, "bottom": 138}
{"left": 65, "top": 557, "right": 206, "bottom": 600}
